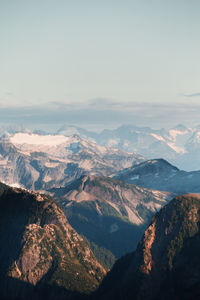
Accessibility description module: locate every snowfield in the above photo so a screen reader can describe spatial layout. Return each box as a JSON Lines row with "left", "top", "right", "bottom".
{"left": 10, "top": 133, "right": 69, "bottom": 146}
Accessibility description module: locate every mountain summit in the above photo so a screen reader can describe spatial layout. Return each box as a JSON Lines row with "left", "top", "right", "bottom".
{"left": 0, "top": 185, "right": 105, "bottom": 299}
{"left": 115, "top": 158, "right": 200, "bottom": 194}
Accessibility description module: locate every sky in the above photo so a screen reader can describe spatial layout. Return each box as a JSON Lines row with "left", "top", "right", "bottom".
{"left": 0, "top": 0, "right": 200, "bottom": 131}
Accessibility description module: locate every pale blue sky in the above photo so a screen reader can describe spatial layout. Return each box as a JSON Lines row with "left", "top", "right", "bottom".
{"left": 0, "top": 0, "right": 200, "bottom": 129}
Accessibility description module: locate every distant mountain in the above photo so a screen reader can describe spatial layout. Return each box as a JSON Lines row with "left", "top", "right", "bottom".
{"left": 0, "top": 124, "right": 32, "bottom": 138}
{"left": 115, "top": 158, "right": 200, "bottom": 194}
{"left": 0, "top": 124, "right": 50, "bottom": 137}
{"left": 4, "top": 123, "right": 200, "bottom": 170}
{"left": 49, "top": 175, "right": 172, "bottom": 267}
{"left": 57, "top": 124, "right": 200, "bottom": 170}
{"left": 0, "top": 132, "right": 144, "bottom": 190}
{"left": 0, "top": 185, "right": 105, "bottom": 299}
{"left": 56, "top": 124, "right": 98, "bottom": 141}
{"left": 95, "top": 194, "right": 200, "bottom": 300}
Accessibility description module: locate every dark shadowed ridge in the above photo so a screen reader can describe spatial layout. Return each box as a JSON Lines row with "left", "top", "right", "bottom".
{"left": 115, "top": 158, "right": 200, "bottom": 194}
{"left": 94, "top": 194, "right": 200, "bottom": 300}
{"left": 0, "top": 186, "right": 106, "bottom": 300}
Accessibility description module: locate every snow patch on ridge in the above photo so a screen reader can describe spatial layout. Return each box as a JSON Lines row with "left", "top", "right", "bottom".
{"left": 169, "top": 129, "right": 188, "bottom": 140}
{"left": 107, "top": 139, "right": 119, "bottom": 148}
{"left": 167, "top": 142, "right": 185, "bottom": 154}
{"left": 10, "top": 133, "right": 69, "bottom": 146}
{"left": 151, "top": 134, "right": 165, "bottom": 142}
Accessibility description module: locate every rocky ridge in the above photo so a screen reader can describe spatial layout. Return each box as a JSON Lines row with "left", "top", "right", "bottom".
{"left": 57, "top": 124, "right": 200, "bottom": 170}
{"left": 0, "top": 133, "right": 144, "bottom": 190}
{"left": 95, "top": 194, "right": 200, "bottom": 300}
{"left": 115, "top": 158, "right": 200, "bottom": 194}
{"left": 0, "top": 186, "right": 106, "bottom": 299}
{"left": 49, "top": 175, "right": 172, "bottom": 267}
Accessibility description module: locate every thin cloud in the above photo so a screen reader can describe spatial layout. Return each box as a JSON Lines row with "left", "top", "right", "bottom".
{"left": 88, "top": 98, "right": 118, "bottom": 107}
{"left": 0, "top": 100, "right": 200, "bottom": 131}
{"left": 184, "top": 93, "right": 200, "bottom": 98}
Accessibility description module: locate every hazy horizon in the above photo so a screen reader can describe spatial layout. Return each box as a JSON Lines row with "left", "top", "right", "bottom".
{"left": 1, "top": 1, "right": 200, "bottom": 130}
{"left": 0, "top": 98, "right": 200, "bottom": 132}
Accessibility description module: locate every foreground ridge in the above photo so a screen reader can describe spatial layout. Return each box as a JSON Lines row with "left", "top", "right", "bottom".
{"left": 0, "top": 185, "right": 105, "bottom": 299}
{"left": 95, "top": 194, "right": 200, "bottom": 300}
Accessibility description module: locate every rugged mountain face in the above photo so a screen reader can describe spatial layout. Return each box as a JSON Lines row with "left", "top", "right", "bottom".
{"left": 0, "top": 186, "right": 106, "bottom": 299}
{"left": 0, "top": 133, "right": 144, "bottom": 190}
{"left": 0, "top": 141, "right": 41, "bottom": 189}
{"left": 57, "top": 124, "right": 200, "bottom": 171}
{"left": 3, "top": 123, "right": 200, "bottom": 170}
{"left": 96, "top": 194, "right": 200, "bottom": 300}
{"left": 115, "top": 158, "right": 200, "bottom": 194}
{"left": 49, "top": 175, "right": 172, "bottom": 267}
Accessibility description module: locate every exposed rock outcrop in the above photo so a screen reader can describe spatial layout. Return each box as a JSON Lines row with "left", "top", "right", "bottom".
{"left": 0, "top": 186, "right": 105, "bottom": 299}
{"left": 95, "top": 194, "right": 200, "bottom": 300}
{"left": 49, "top": 175, "right": 172, "bottom": 268}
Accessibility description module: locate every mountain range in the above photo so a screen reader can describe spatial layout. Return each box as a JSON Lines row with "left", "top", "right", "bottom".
{"left": 56, "top": 124, "right": 200, "bottom": 171}
{"left": 2, "top": 123, "right": 200, "bottom": 171}
{"left": 1, "top": 128, "right": 200, "bottom": 196}
{"left": 1, "top": 124, "right": 200, "bottom": 299}
{"left": 114, "top": 158, "right": 200, "bottom": 194}
{"left": 49, "top": 175, "right": 172, "bottom": 267}
{"left": 0, "top": 132, "right": 144, "bottom": 190}
{"left": 2, "top": 180, "right": 200, "bottom": 299}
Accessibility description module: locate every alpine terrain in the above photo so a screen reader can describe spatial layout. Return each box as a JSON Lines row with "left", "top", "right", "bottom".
{"left": 0, "top": 184, "right": 106, "bottom": 300}
{"left": 0, "top": 132, "right": 144, "bottom": 190}
{"left": 57, "top": 124, "right": 200, "bottom": 171}
{"left": 115, "top": 158, "right": 200, "bottom": 194}
{"left": 95, "top": 194, "right": 200, "bottom": 300}
{"left": 49, "top": 175, "right": 172, "bottom": 267}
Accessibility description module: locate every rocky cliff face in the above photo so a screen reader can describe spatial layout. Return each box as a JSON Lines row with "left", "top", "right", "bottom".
{"left": 96, "top": 194, "right": 200, "bottom": 300}
{"left": 50, "top": 175, "right": 172, "bottom": 226}
{"left": 0, "top": 186, "right": 105, "bottom": 299}
{"left": 0, "top": 134, "right": 145, "bottom": 190}
{"left": 49, "top": 175, "right": 172, "bottom": 268}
